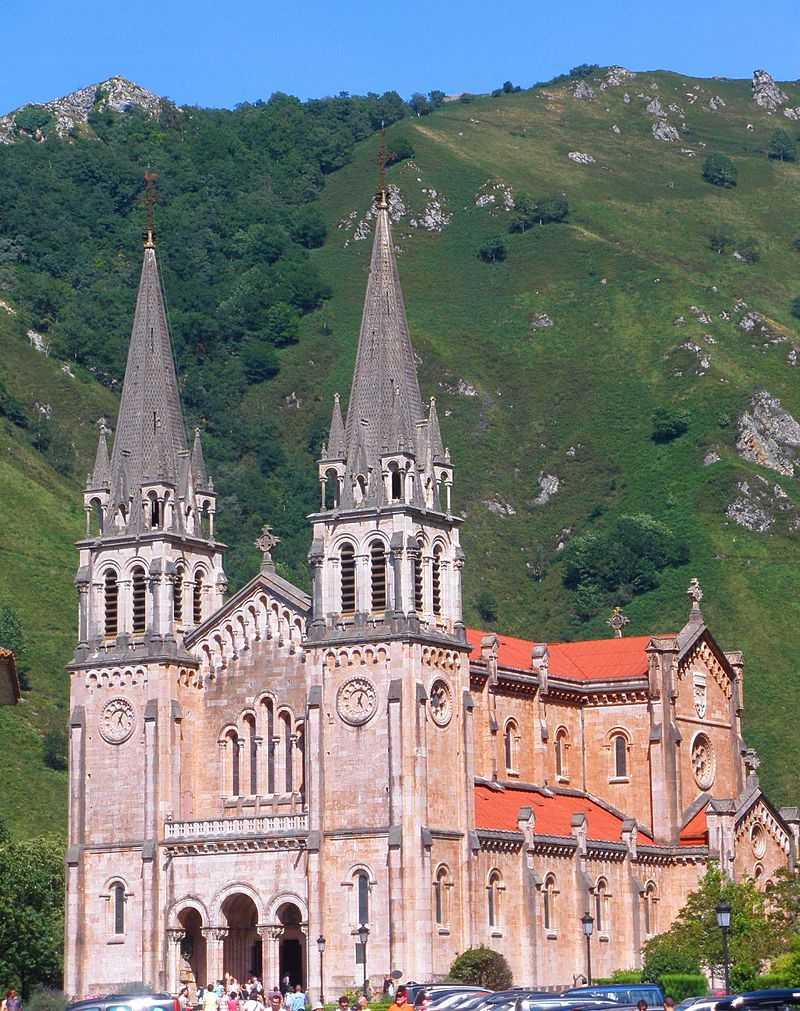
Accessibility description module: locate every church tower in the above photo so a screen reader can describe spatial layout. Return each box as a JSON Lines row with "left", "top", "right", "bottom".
{"left": 65, "top": 196, "right": 226, "bottom": 996}
{"left": 307, "top": 163, "right": 476, "bottom": 982}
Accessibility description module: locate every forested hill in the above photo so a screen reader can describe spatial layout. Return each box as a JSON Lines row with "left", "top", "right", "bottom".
{"left": 1, "top": 66, "right": 800, "bottom": 834}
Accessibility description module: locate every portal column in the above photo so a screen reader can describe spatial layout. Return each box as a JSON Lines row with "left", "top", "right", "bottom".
{"left": 203, "top": 928, "right": 228, "bottom": 983}
{"left": 166, "top": 929, "right": 186, "bottom": 993}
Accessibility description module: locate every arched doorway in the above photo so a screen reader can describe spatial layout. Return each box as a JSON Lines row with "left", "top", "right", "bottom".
{"left": 221, "top": 893, "right": 261, "bottom": 983}
{"left": 177, "top": 907, "right": 207, "bottom": 996}
{"left": 277, "top": 902, "right": 305, "bottom": 988}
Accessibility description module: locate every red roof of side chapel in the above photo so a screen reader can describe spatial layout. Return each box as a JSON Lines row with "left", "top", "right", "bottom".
{"left": 465, "top": 627, "right": 655, "bottom": 682}
{"left": 679, "top": 805, "right": 709, "bottom": 846}
{"left": 474, "top": 783, "right": 655, "bottom": 844}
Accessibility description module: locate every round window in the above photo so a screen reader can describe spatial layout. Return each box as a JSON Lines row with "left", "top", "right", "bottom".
{"left": 691, "top": 733, "right": 716, "bottom": 790}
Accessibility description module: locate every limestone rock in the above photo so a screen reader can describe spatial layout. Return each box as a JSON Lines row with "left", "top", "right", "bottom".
{"left": 646, "top": 98, "right": 664, "bottom": 117}
{"left": 652, "top": 120, "right": 679, "bottom": 142}
{"left": 736, "top": 390, "right": 800, "bottom": 476}
{"left": 531, "top": 313, "right": 554, "bottom": 329}
{"left": 704, "top": 449, "right": 721, "bottom": 466}
{"left": 610, "top": 124, "right": 621, "bottom": 134}
{"left": 708, "top": 95, "right": 726, "bottom": 111}
{"left": 605, "top": 66, "right": 636, "bottom": 87}
{"left": 483, "top": 496, "right": 516, "bottom": 516}
{"left": 752, "top": 69, "right": 788, "bottom": 112}
{"left": 475, "top": 180, "right": 515, "bottom": 209}
{"left": 534, "top": 473, "right": 560, "bottom": 506}
{"left": 573, "top": 81, "right": 595, "bottom": 100}
{"left": 726, "top": 492, "right": 773, "bottom": 532}
{"left": 410, "top": 188, "right": 451, "bottom": 231}
{"left": 784, "top": 107, "right": 800, "bottom": 121}
{"left": 568, "top": 151, "right": 596, "bottom": 164}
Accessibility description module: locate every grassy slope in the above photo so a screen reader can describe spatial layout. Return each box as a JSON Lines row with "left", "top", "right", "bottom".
{"left": 0, "top": 306, "right": 116, "bottom": 835}
{"left": 1, "top": 69, "right": 800, "bottom": 833}
{"left": 273, "top": 70, "right": 800, "bottom": 805}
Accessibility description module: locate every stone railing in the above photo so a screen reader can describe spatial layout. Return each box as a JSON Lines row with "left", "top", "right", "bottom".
{"left": 164, "top": 813, "right": 308, "bottom": 840}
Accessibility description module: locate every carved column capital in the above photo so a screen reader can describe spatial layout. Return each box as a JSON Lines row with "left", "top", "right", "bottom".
{"left": 166, "top": 928, "right": 187, "bottom": 944}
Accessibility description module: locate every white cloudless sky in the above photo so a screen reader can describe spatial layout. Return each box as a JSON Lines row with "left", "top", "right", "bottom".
{"left": 1, "top": 0, "right": 798, "bottom": 112}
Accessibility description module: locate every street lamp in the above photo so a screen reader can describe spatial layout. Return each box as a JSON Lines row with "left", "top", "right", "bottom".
{"left": 357, "top": 923, "right": 370, "bottom": 996}
{"left": 581, "top": 912, "right": 594, "bottom": 987}
{"left": 317, "top": 935, "right": 326, "bottom": 1006}
{"left": 716, "top": 900, "right": 731, "bottom": 994}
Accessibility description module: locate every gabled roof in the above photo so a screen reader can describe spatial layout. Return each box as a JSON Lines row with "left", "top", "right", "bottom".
{"left": 680, "top": 804, "right": 708, "bottom": 846}
{"left": 0, "top": 647, "right": 20, "bottom": 704}
{"left": 474, "top": 782, "right": 655, "bottom": 844}
{"left": 465, "top": 627, "right": 655, "bottom": 682}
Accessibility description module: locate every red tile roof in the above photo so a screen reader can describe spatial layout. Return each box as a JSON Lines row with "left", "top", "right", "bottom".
{"left": 680, "top": 805, "right": 708, "bottom": 846}
{"left": 474, "top": 783, "right": 655, "bottom": 844}
{"left": 466, "top": 628, "right": 656, "bottom": 682}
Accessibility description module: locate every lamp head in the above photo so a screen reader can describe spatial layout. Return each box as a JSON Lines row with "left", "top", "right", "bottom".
{"left": 716, "top": 900, "right": 732, "bottom": 929}
{"left": 317, "top": 935, "right": 326, "bottom": 953}
{"left": 581, "top": 911, "right": 594, "bottom": 936}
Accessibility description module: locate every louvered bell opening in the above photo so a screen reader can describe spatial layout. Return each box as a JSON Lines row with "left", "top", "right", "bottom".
{"left": 104, "top": 570, "right": 119, "bottom": 637}
{"left": 173, "top": 567, "right": 184, "bottom": 625}
{"left": 432, "top": 546, "right": 443, "bottom": 617}
{"left": 340, "top": 544, "right": 356, "bottom": 615}
{"left": 193, "top": 575, "right": 203, "bottom": 625}
{"left": 413, "top": 545, "right": 423, "bottom": 613}
{"left": 132, "top": 567, "right": 147, "bottom": 635}
{"left": 370, "top": 541, "right": 387, "bottom": 613}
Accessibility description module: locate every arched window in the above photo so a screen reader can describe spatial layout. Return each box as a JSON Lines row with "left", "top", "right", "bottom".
{"left": 227, "top": 729, "right": 240, "bottom": 797}
{"left": 613, "top": 734, "right": 628, "bottom": 779}
{"left": 104, "top": 569, "right": 118, "bottom": 637}
{"left": 262, "top": 697, "right": 275, "bottom": 794}
{"left": 543, "top": 874, "right": 557, "bottom": 932}
{"left": 432, "top": 545, "right": 443, "bottom": 617}
{"left": 595, "top": 878, "right": 608, "bottom": 934}
{"left": 148, "top": 493, "right": 161, "bottom": 529}
{"left": 356, "top": 870, "right": 370, "bottom": 925}
{"left": 643, "top": 881, "right": 658, "bottom": 936}
{"left": 244, "top": 714, "right": 257, "bottom": 795}
{"left": 389, "top": 463, "right": 402, "bottom": 502}
{"left": 173, "top": 565, "right": 184, "bottom": 625}
{"left": 296, "top": 722, "right": 305, "bottom": 797}
{"left": 325, "top": 468, "right": 340, "bottom": 509}
{"left": 340, "top": 543, "right": 356, "bottom": 615}
{"left": 487, "top": 870, "right": 503, "bottom": 929}
{"left": 504, "top": 720, "right": 518, "bottom": 774}
{"left": 132, "top": 566, "right": 146, "bottom": 635}
{"left": 413, "top": 539, "right": 423, "bottom": 613}
{"left": 280, "top": 712, "right": 293, "bottom": 793}
{"left": 193, "top": 573, "right": 204, "bottom": 625}
{"left": 370, "top": 541, "right": 387, "bottom": 613}
{"left": 555, "top": 728, "right": 569, "bottom": 780}
{"left": 112, "top": 882, "right": 125, "bottom": 935}
{"left": 434, "top": 865, "right": 451, "bottom": 927}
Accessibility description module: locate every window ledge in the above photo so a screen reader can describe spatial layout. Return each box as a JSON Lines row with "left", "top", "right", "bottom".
{"left": 599, "top": 933, "right": 610, "bottom": 943}
{"left": 608, "top": 776, "right": 629, "bottom": 784}
{"left": 107, "top": 936, "right": 125, "bottom": 945}
{"left": 506, "top": 769, "right": 519, "bottom": 778}
{"left": 437, "top": 927, "right": 450, "bottom": 936}
{"left": 556, "top": 775, "right": 570, "bottom": 784}
{"left": 546, "top": 931, "right": 558, "bottom": 941}
{"left": 490, "top": 929, "right": 503, "bottom": 938}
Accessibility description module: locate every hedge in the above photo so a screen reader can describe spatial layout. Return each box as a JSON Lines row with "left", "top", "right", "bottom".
{"left": 659, "top": 975, "right": 708, "bottom": 1001}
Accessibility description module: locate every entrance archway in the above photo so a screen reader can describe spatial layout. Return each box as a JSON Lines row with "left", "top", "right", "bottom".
{"left": 177, "top": 907, "right": 207, "bottom": 997}
{"left": 221, "top": 893, "right": 261, "bottom": 983}
{"left": 277, "top": 902, "right": 305, "bottom": 988}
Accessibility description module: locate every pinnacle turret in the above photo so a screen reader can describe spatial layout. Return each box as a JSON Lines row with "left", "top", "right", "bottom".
{"left": 191, "top": 427, "right": 211, "bottom": 491}
{"left": 87, "top": 425, "right": 111, "bottom": 490}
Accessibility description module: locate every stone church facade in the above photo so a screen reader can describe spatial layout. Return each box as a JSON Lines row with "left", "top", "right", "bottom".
{"left": 65, "top": 185, "right": 799, "bottom": 998}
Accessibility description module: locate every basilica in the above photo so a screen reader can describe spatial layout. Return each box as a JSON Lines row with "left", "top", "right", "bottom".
{"left": 65, "top": 179, "right": 799, "bottom": 998}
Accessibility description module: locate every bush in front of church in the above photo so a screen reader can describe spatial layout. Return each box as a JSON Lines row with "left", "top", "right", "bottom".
{"left": 447, "top": 945, "right": 513, "bottom": 990}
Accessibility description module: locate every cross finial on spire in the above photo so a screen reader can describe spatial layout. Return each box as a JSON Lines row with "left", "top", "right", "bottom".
{"left": 687, "top": 577, "right": 703, "bottom": 612}
{"left": 374, "top": 123, "right": 389, "bottom": 209}
{"left": 255, "top": 523, "right": 280, "bottom": 573}
{"left": 606, "top": 606, "right": 630, "bottom": 638}
{"left": 140, "top": 171, "right": 159, "bottom": 248}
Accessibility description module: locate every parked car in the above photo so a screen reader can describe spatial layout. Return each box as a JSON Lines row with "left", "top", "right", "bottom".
{"left": 405, "top": 986, "right": 490, "bottom": 1010}
{"left": 562, "top": 988, "right": 665, "bottom": 1008}
{"left": 427, "top": 992, "right": 492, "bottom": 1010}
{"left": 675, "top": 998, "right": 717, "bottom": 1011}
{"left": 716, "top": 990, "right": 800, "bottom": 1011}
{"left": 68, "top": 995, "right": 180, "bottom": 1011}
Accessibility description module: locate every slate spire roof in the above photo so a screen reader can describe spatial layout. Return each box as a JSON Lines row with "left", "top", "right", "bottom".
{"left": 108, "top": 234, "right": 187, "bottom": 516}
{"left": 343, "top": 193, "right": 425, "bottom": 471}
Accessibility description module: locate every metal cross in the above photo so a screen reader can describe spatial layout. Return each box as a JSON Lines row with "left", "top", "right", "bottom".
{"left": 139, "top": 170, "right": 160, "bottom": 238}
{"left": 606, "top": 607, "right": 630, "bottom": 638}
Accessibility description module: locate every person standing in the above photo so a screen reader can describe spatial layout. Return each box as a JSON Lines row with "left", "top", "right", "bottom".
{"left": 281, "top": 977, "right": 291, "bottom": 999}
{"left": 287, "top": 986, "right": 307, "bottom": 1011}
{"left": 388, "top": 987, "right": 408, "bottom": 1011}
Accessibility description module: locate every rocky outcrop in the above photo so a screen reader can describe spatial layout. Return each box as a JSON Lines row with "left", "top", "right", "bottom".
{"left": 605, "top": 66, "right": 636, "bottom": 87}
{"left": 568, "top": 151, "right": 595, "bottom": 164}
{"left": 652, "top": 120, "right": 680, "bottom": 142}
{"left": 751, "top": 70, "right": 788, "bottom": 112}
{"left": 0, "top": 76, "right": 173, "bottom": 143}
{"left": 533, "top": 473, "right": 560, "bottom": 505}
{"left": 736, "top": 391, "right": 800, "bottom": 476}
{"left": 573, "top": 81, "right": 595, "bottom": 100}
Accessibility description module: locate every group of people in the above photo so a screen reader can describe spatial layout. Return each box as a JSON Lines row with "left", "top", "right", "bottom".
{"left": 1, "top": 992, "right": 22, "bottom": 1011}
{"left": 181, "top": 974, "right": 406, "bottom": 1011}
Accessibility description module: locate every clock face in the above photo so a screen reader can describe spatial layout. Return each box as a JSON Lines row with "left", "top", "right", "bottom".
{"left": 336, "top": 677, "right": 378, "bottom": 726}
{"left": 99, "top": 697, "right": 135, "bottom": 744}
{"left": 428, "top": 677, "right": 453, "bottom": 727}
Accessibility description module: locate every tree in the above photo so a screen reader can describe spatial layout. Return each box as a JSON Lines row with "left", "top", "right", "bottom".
{"left": 448, "top": 946, "right": 513, "bottom": 989}
{"left": 790, "top": 295, "right": 800, "bottom": 320}
{"left": 478, "top": 236, "right": 507, "bottom": 263}
{"left": 735, "top": 237, "right": 760, "bottom": 264}
{"left": 240, "top": 341, "right": 280, "bottom": 384}
{"left": 0, "top": 835, "right": 65, "bottom": 996}
{"left": 702, "top": 154, "right": 738, "bottom": 188}
{"left": 387, "top": 136, "right": 415, "bottom": 165}
{"left": 708, "top": 224, "right": 734, "bottom": 254}
{"left": 768, "top": 128, "right": 797, "bottom": 162}
{"left": 42, "top": 728, "right": 67, "bottom": 772}
{"left": 13, "top": 106, "right": 53, "bottom": 136}
{"left": 476, "top": 590, "right": 498, "bottom": 623}
{"left": 409, "top": 92, "right": 431, "bottom": 116}
{"left": 652, "top": 406, "right": 690, "bottom": 443}
{"left": 509, "top": 193, "right": 569, "bottom": 232}
{"left": 570, "top": 63, "right": 600, "bottom": 78}
{"left": 792, "top": 234, "right": 800, "bottom": 253}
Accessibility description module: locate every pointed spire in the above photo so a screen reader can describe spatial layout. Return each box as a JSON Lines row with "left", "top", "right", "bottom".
{"left": 109, "top": 187, "right": 187, "bottom": 516}
{"left": 326, "top": 393, "right": 346, "bottom": 461}
{"left": 191, "top": 427, "right": 210, "bottom": 490}
{"left": 427, "top": 396, "right": 445, "bottom": 463}
{"left": 88, "top": 423, "right": 111, "bottom": 489}
{"left": 343, "top": 189, "right": 424, "bottom": 473}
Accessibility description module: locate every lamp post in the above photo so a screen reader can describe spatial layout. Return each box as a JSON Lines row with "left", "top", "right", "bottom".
{"left": 317, "top": 935, "right": 326, "bottom": 1006}
{"left": 716, "top": 900, "right": 731, "bottom": 994}
{"left": 581, "top": 912, "right": 594, "bottom": 987}
{"left": 357, "top": 923, "right": 370, "bottom": 996}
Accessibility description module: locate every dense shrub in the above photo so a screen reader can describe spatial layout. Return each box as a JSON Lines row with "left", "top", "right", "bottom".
{"left": 13, "top": 106, "right": 53, "bottom": 136}
{"left": 448, "top": 946, "right": 513, "bottom": 989}
{"left": 570, "top": 64, "right": 600, "bottom": 78}
{"left": 509, "top": 193, "right": 569, "bottom": 232}
{"left": 735, "top": 237, "right": 760, "bottom": 264}
{"left": 702, "top": 153, "right": 737, "bottom": 188}
{"left": 791, "top": 295, "right": 800, "bottom": 320}
{"left": 659, "top": 975, "right": 708, "bottom": 1001}
{"left": 641, "top": 938, "right": 702, "bottom": 983}
{"left": 478, "top": 236, "right": 507, "bottom": 262}
{"left": 25, "top": 988, "right": 67, "bottom": 1011}
{"left": 387, "top": 136, "right": 415, "bottom": 164}
{"left": 652, "top": 406, "right": 690, "bottom": 443}
{"left": 708, "top": 224, "right": 733, "bottom": 253}
{"left": 768, "top": 128, "right": 796, "bottom": 162}
{"left": 476, "top": 590, "right": 498, "bottom": 623}
{"left": 42, "top": 729, "right": 67, "bottom": 772}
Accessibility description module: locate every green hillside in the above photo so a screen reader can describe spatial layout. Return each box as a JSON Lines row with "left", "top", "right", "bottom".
{"left": 1, "top": 67, "right": 800, "bottom": 832}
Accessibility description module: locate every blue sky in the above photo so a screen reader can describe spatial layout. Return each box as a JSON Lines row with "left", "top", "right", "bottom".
{"left": 2, "top": 0, "right": 798, "bottom": 112}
